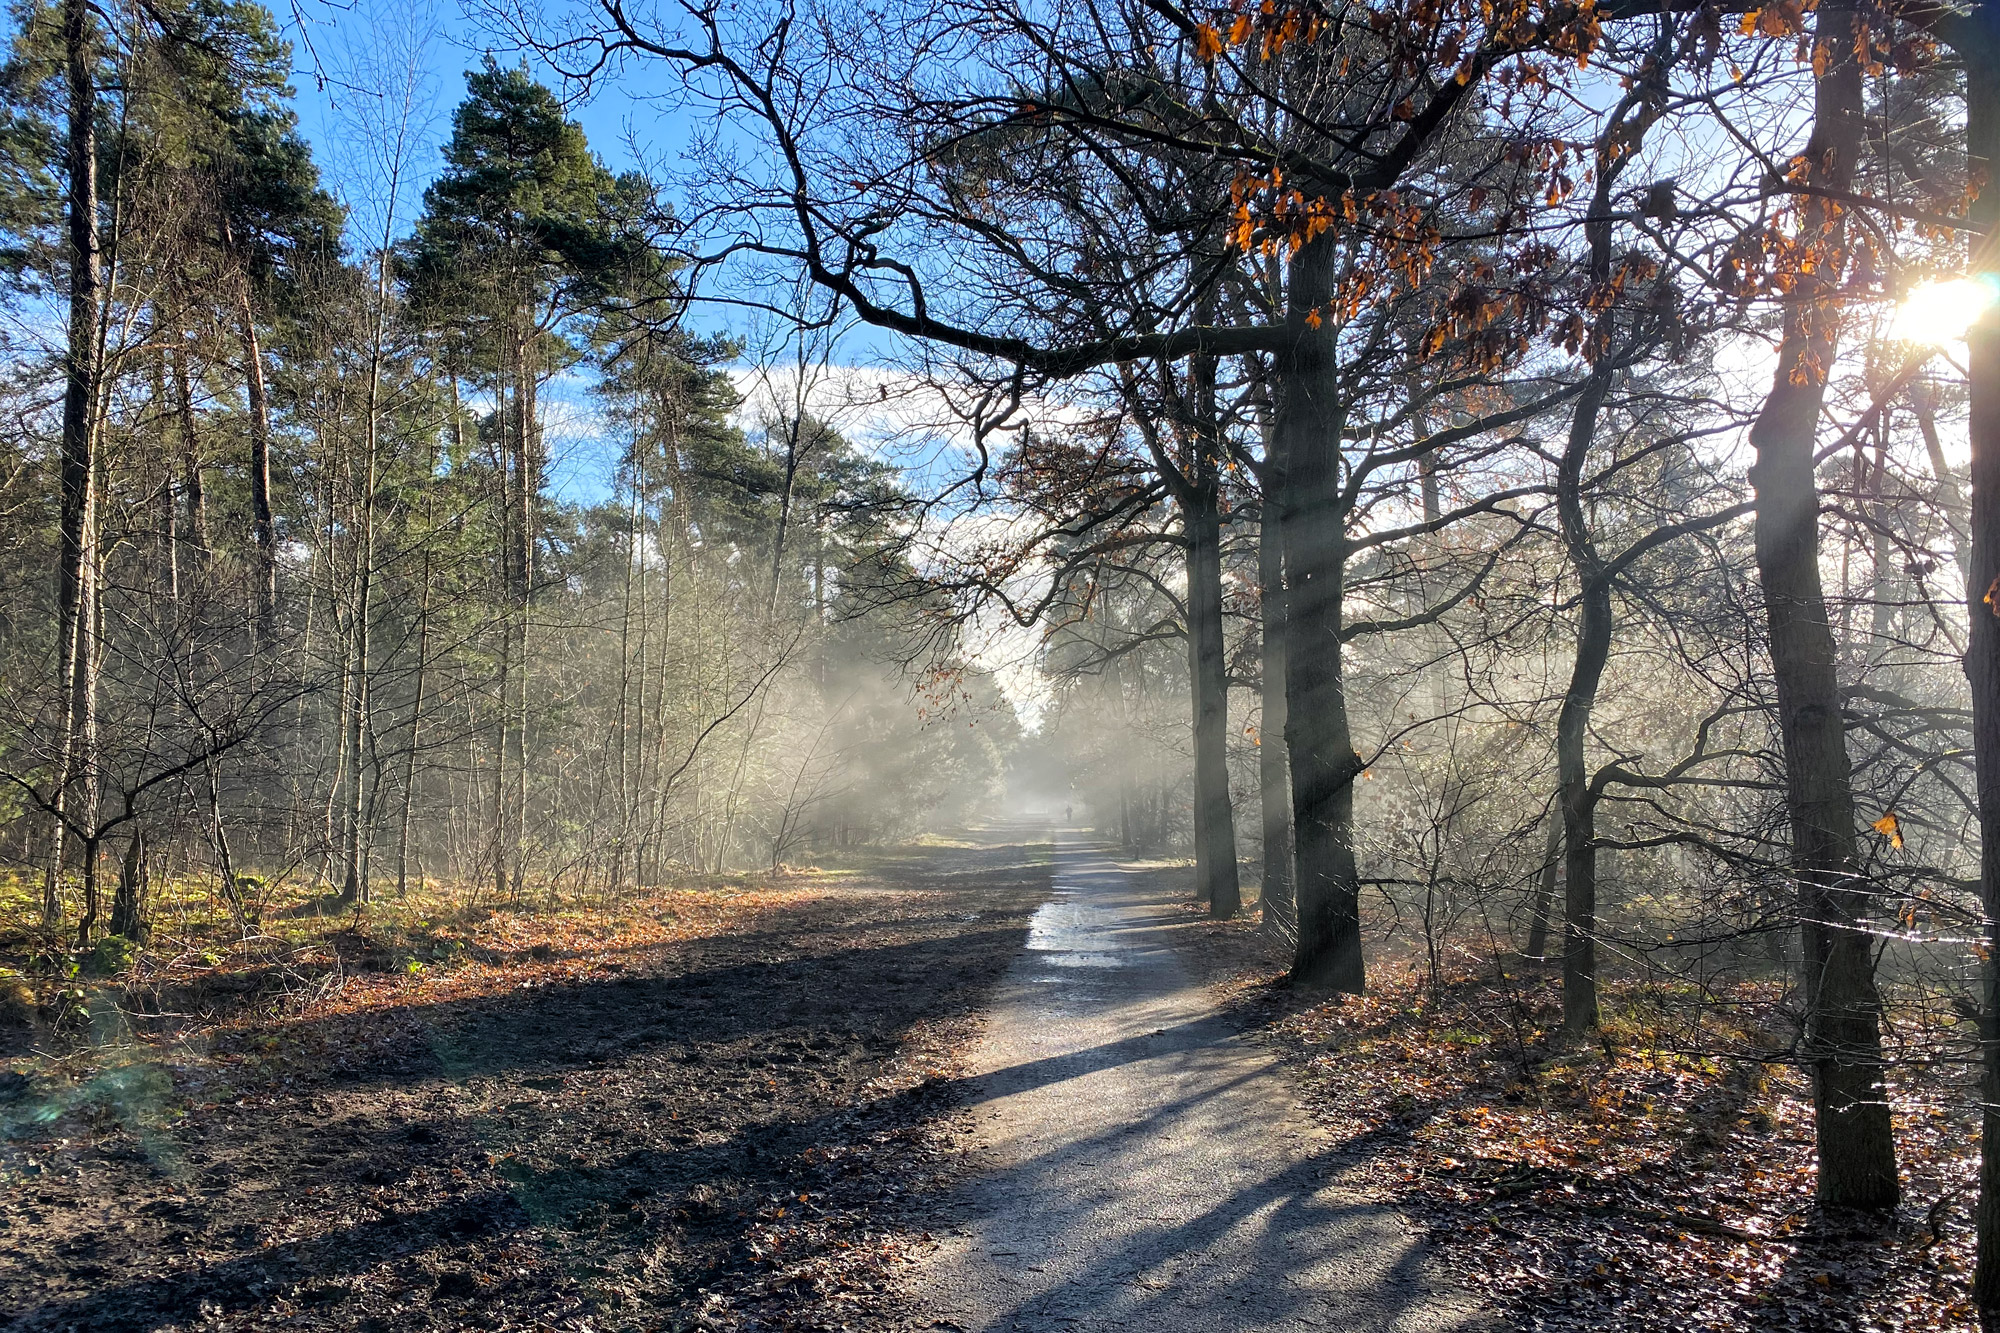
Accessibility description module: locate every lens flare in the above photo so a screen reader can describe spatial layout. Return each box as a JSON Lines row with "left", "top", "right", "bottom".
{"left": 1892, "top": 277, "right": 2000, "bottom": 345}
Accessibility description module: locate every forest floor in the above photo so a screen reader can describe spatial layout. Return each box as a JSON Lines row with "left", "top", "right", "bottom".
{"left": 5, "top": 833, "right": 1978, "bottom": 1333}
{"left": 1186, "top": 915, "right": 1984, "bottom": 1333}
{"left": 0, "top": 831, "right": 1054, "bottom": 1333}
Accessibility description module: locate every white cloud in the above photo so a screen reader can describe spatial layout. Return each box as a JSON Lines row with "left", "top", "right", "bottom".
{"left": 726, "top": 362, "right": 1094, "bottom": 465}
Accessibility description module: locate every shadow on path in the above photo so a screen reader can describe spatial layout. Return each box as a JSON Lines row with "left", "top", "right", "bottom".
{"left": 906, "top": 833, "right": 1498, "bottom": 1333}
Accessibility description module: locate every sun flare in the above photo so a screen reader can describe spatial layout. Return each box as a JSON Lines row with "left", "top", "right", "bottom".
{"left": 1892, "top": 277, "right": 2000, "bottom": 345}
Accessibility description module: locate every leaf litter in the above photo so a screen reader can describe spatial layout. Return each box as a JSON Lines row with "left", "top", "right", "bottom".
{"left": 1190, "top": 914, "right": 1982, "bottom": 1333}
{"left": 0, "top": 841, "right": 1052, "bottom": 1332}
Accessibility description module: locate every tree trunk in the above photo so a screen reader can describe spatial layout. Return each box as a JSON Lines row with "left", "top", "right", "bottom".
{"left": 234, "top": 274, "right": 277, "bottom": 632}
{"left": 1524, "top": 816, "right": 1561, "bottom": 960}
{"left": 397, "top": 575, "right": 431, "bottom": 899}
{"left": 1974, "top": 582, "right": 2000, "bottom": 1313}
{"left": 1275, "top": 234, "right": 1364, "bottom": 993}
{"left": 339, "top": 592, "right": 371, "bottom": 903}
{"left": 1557, "top": 563, "right": 1612, "bottom": 1036}
{"left": 1957, "top": 26, "right": 2000, "bottom": 1321}
{"left": 50, "top": 0, "right": 101, "bottom": 934}
{"left": 170, "top": 341, "right": 208, "bottom": 563}
{"left": 770, "top": 416, "right": 802, "bottom": 619}
{"left": 511, "top": 343, "right": 537, "bottom": 898}
{"left": 1257, "top": 501, "right": 1296, "bottom": 939}
{"left": 1556, "top": 349, "right": 1616, "bottom": 1036}
{"left": 1546, "top": 60, "right": 1681, "bottom": 1020}
{"left": 342, "top": 508, "right": 374, "bottom": 904}
{"left": 490, "top": 361, "right": 512, "bottom": 900}
{"left": 397, "top": 406, "right": 439, "bottom": 899}
{"left": 1746, "top": 0, "right": 1897, "bottom": 1211}
{"left": 111, "top": 826, "right": 146, "bottom": 940}
{"left": 151, "top": 348, "right": 179, "bottom": 602}
{"left": 75, "top": 835, "right": 100, "bottom": 949}
{"left": 1184, "top": 481, "right": 1241, "bottom": 917}
{"left": 612, "top": 475, "right": 640, "bottom": 893}
{"left": 206, "top": 753, "right": 248, "bottom": 929}
{"left": 340, "top": 250, "right": 387, "bottom": 905}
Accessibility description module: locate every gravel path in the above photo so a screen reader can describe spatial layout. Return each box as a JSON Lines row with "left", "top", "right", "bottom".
{"left": 909, "top": 832, "right": 1494, "bottom": 1333}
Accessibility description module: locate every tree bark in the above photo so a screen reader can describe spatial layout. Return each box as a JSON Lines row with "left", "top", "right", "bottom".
{"left": 1556, "top": 367, "right": 1616, "bottom": 1037}
{"left": 340, "top": 238, "right": 392, "bottom": 905}
{"left": 111, "top": 826, "right": 146, "bottom": 940}
{"left": 1746, "top": 0, "right": 1898, "bottom": 1211}
{"left": 1535, "top": 67, "right": 1666, "bottom": 989}
{"left": 491, "top": 364, "right": 514, "bottom": 902}
{"left": 234, "top": 273, "right": 278, "bottom": 631}
{"left": 397, "top": 418, "right": 441, "bottom": 899}
{"left": 1256, "top": 500, "right": 1296, "bottom": 938}
{"left": 1184, "top": 479, "right": 1241, "bottom": 918}
{"left": 1524, "top": 815, "right": 1561, "bottom": 960}
{"left": 205, "top": 753, "right": 248, "bottom": 928}
{"left": 50, "top": 0, "right": 101, "bottom": 935}
{"left": 339, "top": 594, "right": 371, "bottom": 903}
{"left": 1115, "top": 347, "right": 1242, "bottom": 914}
{"left": 770, "top": 415, "right": 803, "bottom": 619}
{"left": 1978, "top": 675, "right": 2000, "bottom": 1324}
{"left": 1275, "top": 234, "right": 1364, "bottom": 992}
{"left": 169, "top": 340, "right": 208, "bottom": 561}
{"left": 151, "top": 348, "right": 179, "bottom": 601}
{"left": 1957, "top": 23, "right": 2000, "bottom": 1320}
{"left": 511, "top": 338, "right": 537, "bottom": 897}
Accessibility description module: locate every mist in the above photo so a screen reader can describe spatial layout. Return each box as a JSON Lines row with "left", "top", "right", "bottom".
{"left": 2, "top": 0, "right": 1997, "bottom": 1329}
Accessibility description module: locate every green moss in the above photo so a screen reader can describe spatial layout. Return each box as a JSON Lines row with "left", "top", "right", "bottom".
{"left": 82, "top": 935, "right": 138, "bottom": 977}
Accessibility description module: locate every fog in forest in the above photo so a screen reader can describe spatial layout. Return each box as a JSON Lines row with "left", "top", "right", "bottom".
{"left": 5, "top": 0, "right": 2000, "bottom": 1328}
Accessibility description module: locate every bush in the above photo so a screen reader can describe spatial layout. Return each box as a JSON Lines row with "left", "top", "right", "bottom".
{"left": 83, "top": 935, "right": 138, "bottom": 977}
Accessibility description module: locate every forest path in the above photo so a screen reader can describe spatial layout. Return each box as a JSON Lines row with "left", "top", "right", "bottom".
{"left": 908, "top": 831, "right": 1492, "bottom": 1333}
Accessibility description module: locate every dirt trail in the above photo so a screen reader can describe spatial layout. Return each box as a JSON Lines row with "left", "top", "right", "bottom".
{"left": 906, "top": 833, "right": 1492, "bottom": 1333}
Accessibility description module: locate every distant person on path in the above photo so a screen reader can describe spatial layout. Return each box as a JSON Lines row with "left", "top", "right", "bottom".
{"left": 1064, "top": 804, "right": 1072, "bottom": 824}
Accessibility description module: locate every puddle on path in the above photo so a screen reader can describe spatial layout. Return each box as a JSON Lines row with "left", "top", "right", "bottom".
{"left": 1024, "top": 894, "right": 1141, "bottom": 969}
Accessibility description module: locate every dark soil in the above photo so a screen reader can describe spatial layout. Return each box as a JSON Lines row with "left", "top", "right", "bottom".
{"left": 0, "top": 834, "right": 1052, "bottom": 1333}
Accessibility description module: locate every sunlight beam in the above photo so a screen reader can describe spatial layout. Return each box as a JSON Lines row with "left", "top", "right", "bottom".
{"left": 1893, "top": 277, "right": 2000, "bottom": 346}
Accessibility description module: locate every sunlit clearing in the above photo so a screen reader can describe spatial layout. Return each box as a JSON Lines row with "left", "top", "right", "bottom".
{"left": 1893, "top": 277, "right": 2000, "bottom": 345}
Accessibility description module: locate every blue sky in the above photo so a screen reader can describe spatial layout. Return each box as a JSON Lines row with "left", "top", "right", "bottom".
{"left": 280, "top": 0, "right": 920, "bottom": 505}
{"left": 285, "top": 0, "right": 664, "bottom": 208}
{"left": 279, "top": 0, "right": 732, "bottom": 506}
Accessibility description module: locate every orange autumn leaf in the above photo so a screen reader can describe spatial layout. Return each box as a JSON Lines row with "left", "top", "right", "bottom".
{"left": 1194, "top": 22, "right": 1224, "bottom": 61}
{"left": 1872, "top": 811, "right": 1903, "bottom": 850}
